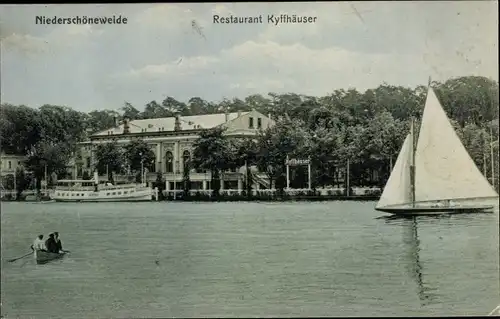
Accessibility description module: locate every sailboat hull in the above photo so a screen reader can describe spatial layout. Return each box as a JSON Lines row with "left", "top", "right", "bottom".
{"left": 376, "top": 205, "right": 494, "bottom": 215}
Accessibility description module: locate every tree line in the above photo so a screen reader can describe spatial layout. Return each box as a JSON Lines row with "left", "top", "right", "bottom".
{"left": 1, "top": 76, "right": 499, "bottom": 197}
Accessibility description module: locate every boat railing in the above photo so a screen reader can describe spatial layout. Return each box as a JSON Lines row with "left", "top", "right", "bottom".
{"left": 55, "top": 186, "right": 96, "bottom": 191}
{"left": 98, "top": 184, "right": 148, "bottom": 190}
{"left": 55, "top": 184, "right": 148, "bottom": 191}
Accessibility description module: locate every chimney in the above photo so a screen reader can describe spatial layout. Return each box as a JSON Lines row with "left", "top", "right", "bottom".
{"left": 225, "top": 110, "right": 229, "bottom": 122}
{"left": 123, "top": 117, "right": 130, "bottom": 134}
{"left": 174, "top": 114, "right": 181, "bottom": 131}
{"left": 237, "top": 110, "right": 242, "bottom": 118}
{"left": 113, "top": 116, "right": 118, "bottom": 127}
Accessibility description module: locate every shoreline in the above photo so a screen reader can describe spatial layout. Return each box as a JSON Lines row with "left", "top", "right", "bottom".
{"left": 161, "top": 195, "right": 380, "bottom": 202}
{"left": 0, "top": 195, "right": 380, "bottom": 203}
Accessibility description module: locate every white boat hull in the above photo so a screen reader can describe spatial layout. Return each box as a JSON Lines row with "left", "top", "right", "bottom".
{"left": 51, "top": 186, "right": 153, "bottom": 202}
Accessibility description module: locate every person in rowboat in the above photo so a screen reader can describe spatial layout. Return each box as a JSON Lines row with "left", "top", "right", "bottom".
{"left": 45, "top": 233, "right": 59, "bottom": 253}
{"left": 54, "top": 232, "right": 64, "bottom": 253}
{"left": 31, "top": 234, "right": 47, "bottom": 252}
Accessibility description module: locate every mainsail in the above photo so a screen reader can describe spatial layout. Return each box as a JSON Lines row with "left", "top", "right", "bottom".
{"left": 414, "top": 88, "right": 498, "bottom": 203}
{"left": 377, "top": 86, "right": 498, "bottom": 210}
{"left": 376, "top": 134, "right": 413, "bottom": 208}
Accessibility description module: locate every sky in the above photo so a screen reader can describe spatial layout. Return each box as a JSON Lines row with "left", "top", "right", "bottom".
{"left": 0, "top": 1, "right": 498, "bottom": 113}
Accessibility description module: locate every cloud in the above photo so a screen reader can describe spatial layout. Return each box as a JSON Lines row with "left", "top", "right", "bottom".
{"left": 125, "top": 39, "right": 416, "bottom": 95}
{"left": 0, "top": 2, "right": 497, "bottom": 112}
{"left": 128, "top": 55, "right": 219, "bottom": 79}
{"left": 211, "top": 4, "right": 235, "bottom": 17}
{"left": 1, "top": 24, "right": 102, "bottom": 56}
{"left": 134, "top": 4, "right": 207, "bottom": 32}
{"left": 124, "top": 29, "right": 498, "bottom": 101}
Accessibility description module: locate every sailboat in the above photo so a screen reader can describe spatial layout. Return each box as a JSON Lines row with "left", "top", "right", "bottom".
{"left": 376, "top": 86, "right": 499, "bottom": 215}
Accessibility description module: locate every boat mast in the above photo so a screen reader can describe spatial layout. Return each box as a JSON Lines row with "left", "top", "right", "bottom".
{"left": 410, "top": 117, "right": 416, "bottom": 207}
{"left": 490, "top": 117, "right": 495, "bottom": 188}
{"left": 409, "top": 76, "right": 432, "bottom": 207}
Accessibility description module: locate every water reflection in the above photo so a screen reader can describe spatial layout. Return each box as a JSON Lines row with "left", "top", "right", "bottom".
{"left": 381, "top": 215, "right": 439, "bottom": 306}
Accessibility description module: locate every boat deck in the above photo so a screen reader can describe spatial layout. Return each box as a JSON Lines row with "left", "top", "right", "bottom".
{"left": 376, "top": 205, "right": 494, "bottom": 215}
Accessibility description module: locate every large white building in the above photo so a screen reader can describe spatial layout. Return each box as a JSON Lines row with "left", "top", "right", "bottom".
{"left": 77, "top": 109, "right": 275, "bottom": 192}
{"left": 0, "top": 152, "right": 26, "bottom": 189}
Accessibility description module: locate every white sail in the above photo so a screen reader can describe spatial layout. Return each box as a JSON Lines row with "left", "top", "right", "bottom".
{"left": 414, "top": 88, "right": 498, "bottom": 203}
{"left": 376, "top": 134, "right": 413, "bottom": 208}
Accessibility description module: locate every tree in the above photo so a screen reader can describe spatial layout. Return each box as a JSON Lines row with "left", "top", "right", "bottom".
{"left": 434, "top": 76, "right": 499, "bottom": 126}
{"left": 4, "top": 174, "right": 15, "bottom": 190}
{"left": 85, "top": 109, "right": 120, "bottom": 133}
{"left": 0, "top": 104, "right": 42, "bottom": 154}
{"left": 231, "top": 137, "right": 259, "bottom": 196}
{"left": 82, "top": 171, "right": 91, "bottom": 180}
{"left": 123, "top": 139, "right": 156, "bottom": 174}
{"left": 37, "top": 104, "right": 86, "bottom": 147}
{"left": 94, "top": 142, "right": 124, "bottom": 183}
{"left": 244, "top": 94, "right": 272, "bottom": 115}
{"left": 154, "top": 172, "right": 165, "bottom": 200}
{"left": 15, "top": 167, "right": 28, "bottom": 200}
{"left": 2, "top": 75, "right": 497, "bottom": 194}
{"left": 255, "top": 118, "right": 309, "bottom": 189}
{"left": 187, "top": 97, "right": 209, "bottom": 115}
{"left": 25, "top": 140, "right": 72, "bottom": 190}
{"left": 142, "top": 100, "right": 171, "bottom": 119}
{"left": 307, "top": 127, "right": 340, "bottom": 188}
{"left": 191, "top": 127, "right": 232, "bottom": 197}
{"left": 162, "top": 97, "right": 189, "bottom": 116}
{"left": 121, "top": 102, "right": 142, "bottom": 120}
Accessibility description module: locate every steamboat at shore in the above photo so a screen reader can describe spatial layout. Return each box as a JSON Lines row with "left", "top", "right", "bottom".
{"left": 50, "top": 172, "right": 153, "bottom": 202}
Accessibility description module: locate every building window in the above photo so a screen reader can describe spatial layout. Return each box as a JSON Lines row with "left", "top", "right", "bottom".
{"left": 8, "top": 161, "right": 11, "bottom": 169}
{"left": 183, "top": 150, "right": 191, "bottom": 171}
{"left": 17, "top": 161, "right": 21, "bottom": 166}
{"left": 249, "top": 117, "right": 254, "bottom": 129}
{"left": 257, "top": 118, "right": 262, "bottom": 129}
{"left": 165, "top": 151, "right": 173, "bottom": 173}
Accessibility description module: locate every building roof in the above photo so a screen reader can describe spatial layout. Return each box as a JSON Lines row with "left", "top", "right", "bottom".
{"left": 92, "top": 111, "right": 250, "bottom": 136}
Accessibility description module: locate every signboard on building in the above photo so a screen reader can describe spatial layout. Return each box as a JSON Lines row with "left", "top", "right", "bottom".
{"left": 285, "top": 158, "right": 310, "bottom": 166}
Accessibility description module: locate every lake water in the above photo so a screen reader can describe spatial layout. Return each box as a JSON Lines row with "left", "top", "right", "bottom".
{"left": 1, "top": 201, "right": 499, "bottom": 318}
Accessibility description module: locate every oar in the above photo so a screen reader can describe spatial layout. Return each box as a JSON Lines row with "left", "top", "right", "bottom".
{"left": 7, "top": 251, "right": 33, "bottom": 263}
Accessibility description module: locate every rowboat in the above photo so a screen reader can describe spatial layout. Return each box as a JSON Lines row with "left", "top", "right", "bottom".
{"left": 35, "top": 250, "right": 66, "bottom": 265}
